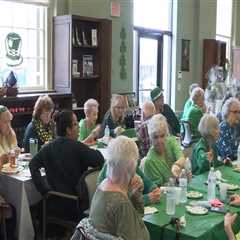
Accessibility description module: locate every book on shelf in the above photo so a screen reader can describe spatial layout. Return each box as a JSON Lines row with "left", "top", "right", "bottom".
{"left": 91, "top": 29, "right": 98, "bottom": 46}
{"left": 82, "top": 31, "right": 89, "bottom": 46}
{"left": 83, "top": 55, "right": 94, "bottom": 77}
{"left": 72, "top": 59, "right": 80, "bottom": 77}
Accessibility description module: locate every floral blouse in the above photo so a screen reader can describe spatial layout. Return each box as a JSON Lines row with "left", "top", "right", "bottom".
{"left": 216, "top": 121, "right": 238, "bottom": 160}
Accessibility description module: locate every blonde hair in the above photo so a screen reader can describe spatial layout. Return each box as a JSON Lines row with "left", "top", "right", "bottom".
{"left": 33, "top": 95, "right": 54, "bottom": 120}
{"left": 110, "top": 94, "right": 126, "bottom": 122}
{"left": 106, "top": 136, "right": 138, "bottom": 185}
{"left": 148, "top": 113, "right": 169, "bottom": 138}
{"left": 84, "top": 98, "right": 99, "bottom": 116}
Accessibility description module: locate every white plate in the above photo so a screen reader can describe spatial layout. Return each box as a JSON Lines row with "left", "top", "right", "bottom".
{"left": 186, "top": 205, "right": 208, "bottom": 215}
{"left": 187, "top": 191, "right": 203, "bottom": 199}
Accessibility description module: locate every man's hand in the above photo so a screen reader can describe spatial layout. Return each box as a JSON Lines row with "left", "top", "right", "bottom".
{"left": 148, "top": 187, "right": 161, "bottom": 203}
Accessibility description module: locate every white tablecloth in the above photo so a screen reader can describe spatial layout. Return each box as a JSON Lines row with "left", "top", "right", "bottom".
{"left": 0, "top": 169, "right": 42, "bottom": 240}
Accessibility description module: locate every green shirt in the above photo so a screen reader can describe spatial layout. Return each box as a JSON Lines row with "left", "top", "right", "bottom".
{"left": 181, "top": 103, "right": 203, "bottom": 138}
{"left": 182, "top": 98, "right": 193, "bottom": 120}
{"left": 90, "top": 189, "right": 150, "bottom": 240}
{"left": 78, "top": 119, "right": 96, "bottom": 141}
{"left": 144, "top": 136, "right": 183, "bottom": 186}
{"left": 97, "top": 163, "right": 157, "bottom": 205}
{"left": 191, "top": 137, "right": 222, "bottom": 175}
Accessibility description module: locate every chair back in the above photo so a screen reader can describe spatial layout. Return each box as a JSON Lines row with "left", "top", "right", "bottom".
{"left": 180, "top": 120, "right": 194, "bottom": 148}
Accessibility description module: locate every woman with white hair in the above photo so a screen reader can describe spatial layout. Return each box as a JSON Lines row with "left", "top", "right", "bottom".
{"left": 144, "top": 114, "right": 185, "bottom": 186}
{"left": 89, "top": 136, "right": 150, "bottom": 239}
{"left": 99, "top": 94, "right": 126, "bottom": 137}
{"left": 181, "top": 87, "right": 205, "bottom": 139}
{"left": 78, "top": 98, "right": 100, "bottom": 143}
{"left": 216, "top": 97, "right": 240, "bottom": 161}
{"left": 191, "top": 114, "right": 222, "bottom": 175}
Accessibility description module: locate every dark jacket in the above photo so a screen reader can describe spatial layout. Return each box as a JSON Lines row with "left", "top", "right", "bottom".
{"left": 29, "top": 136, "right": 104, "bottom": 195}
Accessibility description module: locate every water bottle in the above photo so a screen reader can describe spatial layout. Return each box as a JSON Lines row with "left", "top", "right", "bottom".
{"left": 29, "top": 138, "right": 38, "bottom": 157}
{"left": 207, "top": 167, "right": 216, "bottom": 200}
{"left": 237, "top": 144, "right": 240, "bottom": 162}
{"left": 179, "top": 169, "right": 188, "bottom": 203}
{"left": 185, "top": 157, "right": 192, "bottom": 174}
{"left": 104, "top": 125, "right": 110, "bottom": 137}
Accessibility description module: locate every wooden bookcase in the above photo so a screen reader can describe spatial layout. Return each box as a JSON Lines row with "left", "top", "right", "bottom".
{"left": 202, "top": 39, "right": 226, "bottom": 89}
{"left": 0, "top": 92, "right": 72, "bottom": 147}
{"left": 53, "top": 15, "right": 112, "bottom": 120}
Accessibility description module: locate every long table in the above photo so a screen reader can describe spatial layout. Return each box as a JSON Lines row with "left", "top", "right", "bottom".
{"left": 144, "top": 165, "right": 240, "bottom": 240}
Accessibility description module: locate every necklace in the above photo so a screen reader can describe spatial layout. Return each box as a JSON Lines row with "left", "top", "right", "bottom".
{"left": 33, "top": 119, "right": 54, "bottom": 143}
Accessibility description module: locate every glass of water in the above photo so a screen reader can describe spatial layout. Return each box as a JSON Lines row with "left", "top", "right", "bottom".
{"left": 166, "top": 188, "right": 176, "bottom": 215}
{"left": 29, "top": 138, "right": 38, "bottom": 157}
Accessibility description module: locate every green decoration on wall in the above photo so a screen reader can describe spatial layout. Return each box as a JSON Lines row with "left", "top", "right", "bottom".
{"left": 119, "top": 27, "right": 127, "bottom": 80}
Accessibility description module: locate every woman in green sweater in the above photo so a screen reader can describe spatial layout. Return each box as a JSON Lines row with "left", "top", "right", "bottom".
{"left": 191, "top": 114, "right": 222, "bottom": 175}
{"left": 144, "top": 114, "right": 185, "bottom": 186}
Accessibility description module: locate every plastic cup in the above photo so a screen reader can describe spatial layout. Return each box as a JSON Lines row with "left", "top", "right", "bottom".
{"left": 166, "top": 188, "right": 176, "bottom": 215}
{"left": 29, "top": 138, "right": 38, "bottom": 157}
{"left": 174, "top": 187, "right": 182, "bottom": 205}
{"left": 219, "top": 183, "right": 228, "bottom": 202}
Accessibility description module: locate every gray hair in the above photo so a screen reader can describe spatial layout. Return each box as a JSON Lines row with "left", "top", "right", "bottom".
{"left": 189, "top": 83, "right": 199, "bottom": 95}
{"left": 142, "top": 100, "right": 156, "bottom": 118}
{"left": 190, "top": 87, "right": 204, "bottom": 104}
{"left": 106, "top": 136, "right": 138, "bottom": 185}
{"left": 84, "top": 98, "right": 99, "bottom": 116}
{"left": 148, "top": 113, "right": 169, "bottom": 139}
{"left": 198, "top": 114, "right": 219, "bottom": 138}
{"left": 222, "top": 97, "right": 240, "bottom": 121}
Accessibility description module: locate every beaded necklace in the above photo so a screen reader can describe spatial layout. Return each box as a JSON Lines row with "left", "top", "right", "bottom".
{"left": 33, "top": 119, "right": 54, "bottom": 143}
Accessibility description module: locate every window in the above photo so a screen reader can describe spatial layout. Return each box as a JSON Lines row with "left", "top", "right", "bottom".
{"left": 216, "top": 0, "right": 232, "bottom": 60}
{"left": 133, "top": 0, "right": 172, "bottom": 106}
{"left": 0, "top": 0, "right": 49, "bottom": 91}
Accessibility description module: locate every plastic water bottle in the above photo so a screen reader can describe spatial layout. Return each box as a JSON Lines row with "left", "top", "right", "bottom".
{"left": 237, "top": 144, "right": 240, "bottom": 162}
{"left": 185, "top": 157, "right": 192, "bottom": 174}
{"left": 104, "top": 125, "right": 110, "bottom": 137}
{"left": 207, "top": 167, "right": 216, "bottom": 200}
{"left": 179, "top": 169, "right": 188, "bottom": 203}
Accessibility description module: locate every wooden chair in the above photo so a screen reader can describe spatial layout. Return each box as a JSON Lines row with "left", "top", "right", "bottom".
{"left": 42, "top": 190, "right": 81, "bottom": 240}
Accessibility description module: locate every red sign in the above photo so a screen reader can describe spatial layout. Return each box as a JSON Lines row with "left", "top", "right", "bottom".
{"left": 111, "top": 2, "right": 121, "bottom": 17}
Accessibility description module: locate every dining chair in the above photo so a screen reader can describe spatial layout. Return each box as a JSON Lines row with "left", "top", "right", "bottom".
{"left": 180, "top": 120, "right": 198, "bottom": 148}
{"left": 42, "top": 190, "right": 81, "bottom": 240}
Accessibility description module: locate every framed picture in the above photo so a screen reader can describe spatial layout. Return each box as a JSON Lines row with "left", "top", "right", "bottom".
{"left": 181, "top": 39, "right": 190, "bottom": 71}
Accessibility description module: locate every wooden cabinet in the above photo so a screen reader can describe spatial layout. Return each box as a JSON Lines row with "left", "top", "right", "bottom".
{"left": 0, "top": 92, "right": 72, "bottom": 147}
{"left": 53, "top": 15, "right": 112, "bottom": 120}
{"left": 202, "top": 39, "right": 226, "bottom": 89}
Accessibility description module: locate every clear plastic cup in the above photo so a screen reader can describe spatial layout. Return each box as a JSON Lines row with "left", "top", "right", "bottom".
{"left": 166, "top": 188, "right": 176, "bottom": 215}
{"left": 29, "top": 138, "right": 38, "bottom": 157}
{"left": 174, "top": 187, "right": 182, "bottom": 205}
{"left": 219, "top": 183, "right": 228, "bottom": 202}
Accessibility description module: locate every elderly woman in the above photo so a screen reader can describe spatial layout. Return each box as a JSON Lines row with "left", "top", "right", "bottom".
{"left": 100, "top": 94, "right": 126, "bottom": 137}
{"left": 191, "top": 114, "right": 222, "bottom": 175}
{"left": 181, "top": 87, "right": 205, "bottom": 139}
{"left": 144, "top": 114, "right": 185, "bottom": 186}
{"left": 216, "top": 97, "right": 240, "bottom": 161}
{"left": 78, "top": 98, "right": 100, "bottom": 143}
{"left": 88, "top": 136, "right": 150, "bottom": 239}
{"left": 23, "top": 95, "right": 55, "bottom": 152}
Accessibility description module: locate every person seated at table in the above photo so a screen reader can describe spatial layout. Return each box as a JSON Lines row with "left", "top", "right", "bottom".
{"left": 144, "top": 114, "right": 185, "bottom": 186}
{"left": 88, "top": 136, "right": 150, "bottom": 239}
{"left": 216, "top": 91, "right": 233, "bottom": 122}
{"left": 137, "top": 100, "right": 156, "bottom": 158}
{"left": 23, "top": 95, "right": 55, "bottom": 153}
{"left": 224, "top": 195, "right": 240, "bottom": 240}
{"left": 97, "top": 161, "right": 161, "bottom": 206}
{"left": 99, "top": 94, "right": 127, "bottom": 137}
{"left": 29, "top": 110, "right": 104, "bottom": 218}
{"left": 150, "top": 87, "right": 180, "bottom": 136}
{"left": 182, "top": 83, "right": 199, "bottom": 118}
{"left": 78, "top": 98, "right": 101, "bottom": 144}
{"left": 181, "top": 87, "right": 205, "bottom": 139}
{"left": 191, "top": 114, "right": 222, "bottom": 175}
{"left": 216, "top": 97, "right": 240, "bottom": 161}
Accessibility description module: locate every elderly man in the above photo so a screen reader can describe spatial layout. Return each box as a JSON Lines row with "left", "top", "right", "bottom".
{"left": 137, "top": 100, "right": 156, "bottom": 157}
{"left": 216, "top": 97, "right": 240, "bottom": 161}
{"left": 150, "top": 87, "right": 180, "bottom": 136}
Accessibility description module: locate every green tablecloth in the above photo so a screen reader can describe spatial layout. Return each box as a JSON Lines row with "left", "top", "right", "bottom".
{"left": 144, "top": 165, "right": 240, "bottom": 240}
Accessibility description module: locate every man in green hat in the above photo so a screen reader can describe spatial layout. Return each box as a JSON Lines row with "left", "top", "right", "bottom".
{"left": 150, "top": 87, "right": 180, "bottom": 136}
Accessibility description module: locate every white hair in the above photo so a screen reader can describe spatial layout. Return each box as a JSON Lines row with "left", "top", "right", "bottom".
{"left": 222, "top": 97, "right": 240, "bottom": 121}
{"left": 190, "top": 87, "right": 204, "bottom": 104}
{"left": 106, "top": 136, "right": 138, "bottom": 185}
{"left": 84, "top": 98, "right": 99, "bottom": 116}
{"left": 148, "top": 113, "right": 169, "bottom": 139}
{"left": 142, "top": 101, "right": 155, "bottom": 119}
{"left": 189, "top": 83, "right": 199, "bottom": 95}
{"left": 198, "top": 114, "right": 219, "bottom": 138}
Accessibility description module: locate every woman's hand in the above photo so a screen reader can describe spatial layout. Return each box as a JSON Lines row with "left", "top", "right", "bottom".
{"left": 171, "top": 164, "right": 182, "bottom": 178}
{"left": 0, "top": 153, "right": 8, "bottom": 170}
{"left": 229, "top": 194, "right": 240, "bottom": 206}
{"left": 148, "top": 187, "right": 161, "bottom": 203}
{"left": 129, "top": 174, "right": 144, "bottom": 199}
{"left": 114, "top": 126, "right": 125, "bottom": 136}
{"left": 224, "top": 212, "right": 237, "bottom": 240}
{"left": 206, "top": 150, "right": 214, "bottom": 163}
